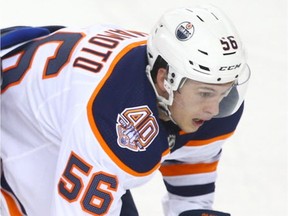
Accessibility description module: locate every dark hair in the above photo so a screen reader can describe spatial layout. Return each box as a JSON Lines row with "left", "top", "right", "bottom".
{"left": 150, "top": 55, "right": 168, "bottom": 83}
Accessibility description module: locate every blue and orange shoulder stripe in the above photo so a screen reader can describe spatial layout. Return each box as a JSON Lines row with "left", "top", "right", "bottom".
{"left": 87, "top": 39, "right": 170, "bottom": 177}
{"left": 168, "top": 103, "right": 244, "bottom": 152}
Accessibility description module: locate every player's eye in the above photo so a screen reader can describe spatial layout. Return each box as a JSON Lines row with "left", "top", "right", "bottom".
{"left": 199, "top": 92, "right": 214, "bottom": 98}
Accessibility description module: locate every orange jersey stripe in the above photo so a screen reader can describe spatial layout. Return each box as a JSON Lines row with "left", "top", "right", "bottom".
{"left": 159, "top": 160, "right": 219, "bottom": 176}
{"left": 184, "top": 131, "right": 234, "bottom": 147}
{"left": 1, "top": 188, "right": 23, "bottom": 216}
{"left": 87, "top": 40, "right": 170, "bottom": 177}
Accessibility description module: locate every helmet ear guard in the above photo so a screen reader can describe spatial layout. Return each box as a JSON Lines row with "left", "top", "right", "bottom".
{"left": 163, "top": 79, "right": 172, "bottom": 95}
{"left": 146, "top": 4, "right": 251, "bottom": 119}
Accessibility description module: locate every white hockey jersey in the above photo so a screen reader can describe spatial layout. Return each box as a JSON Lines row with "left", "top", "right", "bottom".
{"left": 0, "top": 25, "right": 243, "bottom": 216}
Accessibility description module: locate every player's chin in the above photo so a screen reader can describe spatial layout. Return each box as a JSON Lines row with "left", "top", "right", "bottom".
{"left": 179, "top": 121, "right": 201, "bottom": 134}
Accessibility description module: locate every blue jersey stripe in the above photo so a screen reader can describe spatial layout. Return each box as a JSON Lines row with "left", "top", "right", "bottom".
{"left": 164, "top": 180, "right": 215, "bottom": 197}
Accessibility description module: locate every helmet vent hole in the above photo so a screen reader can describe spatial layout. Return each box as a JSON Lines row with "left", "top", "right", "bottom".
{"left": 186, "top": 9, "right": 193, "bottom": 13}
{"left": 211, "top": 12, "right": 219, "bottom": 20}
{"left": 199, "top": 65, "right": 210, "bottom": 71}
{"left": 189, "top": 60, "right": 194, "bottom": 65}
{"left": 198, "top": 49, "right": 208, "bottom": 55}
{"left": 196, "top": 15, "right": 204, "bottom": 22}
{"left": 217, "top": 78, "right": 221, "bottom": 81}
{"left": 148, "top": 52, "right": 153, "bottom": 58}
{"left": 235, "top": 75, "right": 239, "bottom": 78}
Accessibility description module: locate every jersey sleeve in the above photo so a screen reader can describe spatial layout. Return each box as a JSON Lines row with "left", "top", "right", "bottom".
{"left": 48, "top": 29, "right": 170, "bottom": 215}
{"left": 159, "top": 103, "right": 244, "bottom": 215}
{"left": 51, "top": 111, "right": 127, "bottom": 215}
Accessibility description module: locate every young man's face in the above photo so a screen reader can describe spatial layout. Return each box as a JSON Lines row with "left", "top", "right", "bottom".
{"left": 170, "top": 79, "right": 233, "bottom": 133}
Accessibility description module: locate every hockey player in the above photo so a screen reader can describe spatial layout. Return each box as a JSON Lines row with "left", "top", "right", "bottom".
{"left": 1, "top": 5, "right": 250, "bottom": 216}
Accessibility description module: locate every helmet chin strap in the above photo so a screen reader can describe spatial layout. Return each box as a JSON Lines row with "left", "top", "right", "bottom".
{"left": 146, "top": 65, "right": 177, "bottom": 124}
{"left": 157, "top": 102, "right": 177, "bottom": 124}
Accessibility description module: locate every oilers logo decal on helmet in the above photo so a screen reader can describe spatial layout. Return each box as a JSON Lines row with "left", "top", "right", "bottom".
{"left": 116, "top": 105, "right": 159, "bottom": 152}
{"left": 175, "top": 21, "right": 194, "bottom": 41}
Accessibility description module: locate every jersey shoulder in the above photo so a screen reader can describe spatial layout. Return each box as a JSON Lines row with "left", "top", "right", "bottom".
{"left": 88, "top": 44, "right": 170, "bottom": 176}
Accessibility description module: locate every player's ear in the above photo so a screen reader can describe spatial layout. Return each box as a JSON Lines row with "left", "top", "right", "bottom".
{"left": 155, "top": 68, "right": 169, "bottom": 96}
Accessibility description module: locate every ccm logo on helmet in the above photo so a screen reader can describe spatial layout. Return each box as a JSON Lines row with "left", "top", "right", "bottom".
{"left": 219, "top": 63, "right": 241, "bottom": 71}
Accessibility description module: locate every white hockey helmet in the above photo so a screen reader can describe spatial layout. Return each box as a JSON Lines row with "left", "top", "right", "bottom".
{"left": 146, "top": 5, "right": 250, "bottom": 118}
